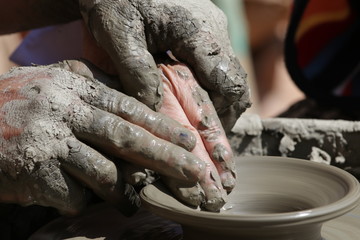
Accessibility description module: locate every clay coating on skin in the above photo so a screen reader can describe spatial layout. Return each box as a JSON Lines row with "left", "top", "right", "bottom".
{"left": 158, "top": 61, "right": 237, "bottom": 211}
{"left": 0, "top": 61, "right": 208, "bottom": 215}
{"left": 80, "top": 0, "right": 251, "bottom": 124}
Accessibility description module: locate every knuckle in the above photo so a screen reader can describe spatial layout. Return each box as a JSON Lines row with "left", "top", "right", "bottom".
{"left": 211, "top": 143, "right": 233, "bottom": 166}
{"left": 164, "top": 5, "right": 201, "bottom": 41}
{"left": 171, "top": 126, "right": 197, "bottom": 151}
{"left": 117, "top": 95, "right": 139, "bottom": 118}
{"left": 109, "top": 119, "right": 140, "bottom": 149}
{"left": 69, "top": 104, "right": 94, "bottom": 131}
{"left": 182, "top": 153, "right": 206, "bottom": 181}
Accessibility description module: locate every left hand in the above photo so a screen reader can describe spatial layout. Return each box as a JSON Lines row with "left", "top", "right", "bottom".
{"left": 79, "top": 0, "right": 251, "bottom": 131}
{"left": 0, "top": 60, "right": 205, "bottom": 215}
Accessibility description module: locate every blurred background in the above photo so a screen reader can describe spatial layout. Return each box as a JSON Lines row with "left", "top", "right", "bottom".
{"left": 0, "top": 0, "right": 305, "bottom": 118}
{"left": 212, "top": 0, "right": 304, "bottom": 118}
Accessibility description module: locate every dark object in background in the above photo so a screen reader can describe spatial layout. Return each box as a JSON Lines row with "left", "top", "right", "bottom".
{"left": 279, "top": 98, "right": 360, "bottom": 121}
{"left": 0, "top": 204, "right": 59, "bottom": 240}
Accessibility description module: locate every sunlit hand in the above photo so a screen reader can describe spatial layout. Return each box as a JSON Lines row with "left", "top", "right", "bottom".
{"left": 0, "top": 60, "right": 204, "bottom": 215}
{"left": 79, "top": 0, "right": 251, "bottom": 131}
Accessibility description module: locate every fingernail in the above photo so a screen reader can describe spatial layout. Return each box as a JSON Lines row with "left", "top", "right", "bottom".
{"left": 202, "top": 185, "right": 227, "bottom": 212}
{"left": 66, "top": 139, "right": 81, "bottom": 153}
{"left": 221, "top": 171, "right": 236, "bottom": 192}
{"left": 211, "top": 55, "right": 247, "bottom": 99}
{"left": 212, "top": 144, "right": 235, "bottom": 171}
{"left": 173, "top": 127, "right": 196, "bottom": 151}
{"left": 201, "top": 176, "right": 228, "bottom": 212}
{"left": 177, "top": 184, "right": 204, "bottom": 207}
{"left": 163, "top": 178, "right": 204, "bottom": 208}
{"left": 203, "top": 197, "right": 226, "bottom": 212}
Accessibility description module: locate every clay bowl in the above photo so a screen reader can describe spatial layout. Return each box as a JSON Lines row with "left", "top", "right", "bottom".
{"left": 140, "top": 156, "right": 360, "bottom": 240}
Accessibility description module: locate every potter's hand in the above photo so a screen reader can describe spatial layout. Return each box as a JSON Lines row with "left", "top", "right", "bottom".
{"left": 158, "top": 60, "right": 235, "bottom": 211}
{"left": 0, "top": 60, "right": 205, "bottom": 215}
{"left": 79, "top": 0, "right": 251, "bottom": 131}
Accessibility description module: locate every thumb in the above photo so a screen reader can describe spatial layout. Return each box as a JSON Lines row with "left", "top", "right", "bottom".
{"left": 83, "top": 0, "right": 163, "bottom": 110}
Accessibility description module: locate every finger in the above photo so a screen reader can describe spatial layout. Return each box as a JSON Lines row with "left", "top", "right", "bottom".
{"left": 178, "top": 141, "right": 227, "bottom": 212}
{"left": 24, "top": 159, "right": 88, "bottom": 216}
{"left": 60, "top": 138, "right": 140, "bottom": 217}
{"left": 158, "top": 68, "right": 227, "bottom": 211}
{"left": 50, "top": 60, "right": 95, "bottom": 80}
{"left": 68, "top": 104, "right": 206, "bottom": 183}
{"left": 53, "top": 59, "right": 196, "bottom": 151}
{"left": 0, "top": 162, "right": 87, "bottom": 216}
{"left": 0, "top": 144, "right": 86, "bottom": 215}
{"left": 85, "top": 0, "right": 163, "bottom": 110}
{"left": 51, "top": 59, "right": 122, "bottom": 91}
{"left": 174, "top": 47, "right": 251, "bottom": 132}
{"left": 198, "top": 167, "right": 227, "bottom": 212}
{"left": 29, "top": 163, "right": 88, "bottom": 216}
{"left": 209, "top": 90, "right": 251, "bottom": 133}
{"left": 162, "top": 168, "right": 226, "bottom": 212}
{"left": 77, "top": 78, "right": 196, "bottom": 152}
{"left": 161, "top": 177, "right": 204, "bottom": 208}
{"left": 158, "top": 2, "right": 251, "bottom": 129}
{"left": 159, "top": 62, "right": 236, "bottom": 192}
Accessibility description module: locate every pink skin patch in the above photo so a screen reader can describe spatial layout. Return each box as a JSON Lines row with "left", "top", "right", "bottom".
{"left": 0, "top": 71, "right": 50, "bottom": 140}
{"left": 0, "top": 74, "right": 29, "bottom": 140}
{"left": 158, "top": 61, "right": 235, "bottom": 193}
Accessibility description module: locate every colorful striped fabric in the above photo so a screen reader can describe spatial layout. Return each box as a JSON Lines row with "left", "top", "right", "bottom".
{"left": 285, "top": 0, "right": 360, "bottom": 106}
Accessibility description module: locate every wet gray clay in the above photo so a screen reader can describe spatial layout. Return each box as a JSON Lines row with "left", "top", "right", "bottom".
{"left": 229, "top": 114, "right": 360, "bottom": 170}
{"left": 141, "top": 156, "right": 360, "bottom": 240}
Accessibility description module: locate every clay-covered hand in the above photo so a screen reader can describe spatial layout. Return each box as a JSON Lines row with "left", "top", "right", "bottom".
{"left": 79, "top": 0, "right": 251, "bottom": 131}
{"left": 158, "top": 59, "right": 236, "bottom": 211}
{"left": 0, "top": 60, "right": 205, "bottom": 215}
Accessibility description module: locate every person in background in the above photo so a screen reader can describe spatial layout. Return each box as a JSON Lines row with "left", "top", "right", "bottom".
{"left": 280, "top": 0, "right": 360, "bottom": 120}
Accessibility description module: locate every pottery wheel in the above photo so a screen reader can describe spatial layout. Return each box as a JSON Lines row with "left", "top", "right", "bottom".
{"left": 28, "top": 201, "right": 360, "bottom": 240}
{"left": 322, "top": 202, "right": 360, "bottom": 240}
{"left": 30, "top": 156, "right": 360, "bottom": 240}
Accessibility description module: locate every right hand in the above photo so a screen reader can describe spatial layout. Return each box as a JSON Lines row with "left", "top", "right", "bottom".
{"left": 0, "top": 60, "right": 205, "bottom": 215}
{"left": 79, "top": 0, "right": 251, "bottom": 131}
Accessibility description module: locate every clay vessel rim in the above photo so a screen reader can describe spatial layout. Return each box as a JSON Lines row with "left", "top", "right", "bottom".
{"left": 141, "top": 156, "right": 360, "bottom": 227}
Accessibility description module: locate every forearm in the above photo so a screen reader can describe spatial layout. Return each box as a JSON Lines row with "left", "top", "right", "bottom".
{"left": 0, "top": 0, "right": 81, "bottom": 34}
